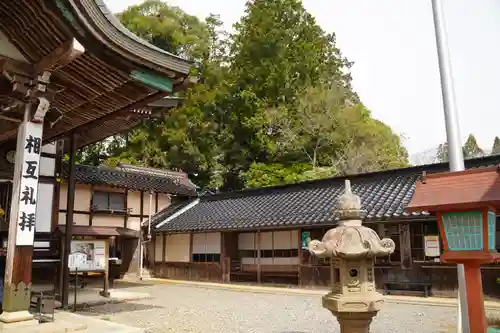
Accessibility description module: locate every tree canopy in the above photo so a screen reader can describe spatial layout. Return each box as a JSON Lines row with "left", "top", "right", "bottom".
{"left": 76, "top": 0, "right": 409, "bottom": 191}
{"left": 435, "top": 134, "right": 486, "bottom": 163}
{"left": 492, "top": 136, "right": 500, "bottom": 155}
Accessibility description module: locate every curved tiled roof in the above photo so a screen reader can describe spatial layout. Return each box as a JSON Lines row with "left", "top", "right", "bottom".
{"left": 63, "top": 164, "right": 197, "bottom": 196}
{"left": 155, "top": 155, "right": 500, "bottom": 233}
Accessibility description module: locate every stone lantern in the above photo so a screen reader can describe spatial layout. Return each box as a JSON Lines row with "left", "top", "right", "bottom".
{"left": 308, "top": 180, "right": 396, "bottom": 333}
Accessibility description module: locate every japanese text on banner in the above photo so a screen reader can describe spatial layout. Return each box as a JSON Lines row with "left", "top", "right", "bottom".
{"left": 15, "top": 122, "right": 43, "bottom": 246}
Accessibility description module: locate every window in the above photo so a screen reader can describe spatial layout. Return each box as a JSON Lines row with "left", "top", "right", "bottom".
{"left": 369, "top": 223, "right": 400, "bottom": 264}
{"left": 260, "top": 249, "right": 299, "bottom": 258}
{"left": 92, "top": 191, "right": 126, "bottom": 211}
{"left": 192, "top": 253, "right": 221, "bottom": 263}
{"left": 191, "top": 233, "right": 221, "bottom": 263}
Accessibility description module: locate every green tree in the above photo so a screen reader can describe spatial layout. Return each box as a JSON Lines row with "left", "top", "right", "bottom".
{"left": 105, "top": 4, "right": 229, "bottom": 189}
{"left": 492, "top": 136, "right": 500, "bottom": 155}
{"left": 264, "top": 83, "right": 408, "bottom": 175}
{"left": 78, "top": 0, "right": 410, "bottom": 191}
{"left": 462, "top": 134, "right": 484, "bottom": 158}
{"left": 217, "top": 0, "right": 359, "bottom": 189}
{"left": 436, "top": 142, "right": 449, "bottom": 162}
{"left": 118, "top": 0, "right": 211, "bottom": 62}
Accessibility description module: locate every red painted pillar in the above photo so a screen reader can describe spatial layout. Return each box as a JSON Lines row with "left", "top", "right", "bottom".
{"left": 464, "top": 262, "right": 487, "bottom": 333}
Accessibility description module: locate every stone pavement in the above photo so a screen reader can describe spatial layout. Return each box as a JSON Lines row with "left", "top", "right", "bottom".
{"left": 121, "top": 277, "right": 500, "bottom": 311}
{"left": 62, "top": 287, "right": 152, "bottom": 310}
{"left": 0, "top": 311, "right": 143, "bottom": 333}
{"left": 32, "top": 284, "right": 152, "bottom": 310}
{"left": 0, "top": 285, "right": 152, "bottom": 333}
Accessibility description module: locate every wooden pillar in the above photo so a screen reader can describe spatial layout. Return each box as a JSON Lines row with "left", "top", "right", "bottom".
{"left": 297, "top": 229, "right": 302, "bottom": 287}
{"left": 155, "top": 193, "right": 159, "bottom": 213}
{"left": 123, "top": 189, "right": 128, "bottom": 228}
{"left": 89, "top": 185, "right": 94, "bottom": 226}
{"left": 1, "top": 108, "right": 44, "bottom": 322}
{"left": 131, "top": 191, "right": 144, "bottom": 275}
{"left": 464, "top": 263, "right": 487, "bottom": 333}
{"left": 162, "top": 232, "right": 166, "bottom": 265}
{"left": 99, "top": 238, "right": 110, "bottom": 298}
{"left": 61, "top": 133, "right": 77, "bottom": 310}
{"left": 220, "top": 232, "right": 227, "bottom": 283}
{"left": 398, "top": 223, "right": 412, "bottom": 270}
{"left": 257, "top": 230, "right": 261, "bottom": 284}
{"left": 109, "top": 236, "right": 116, "bottom": 288}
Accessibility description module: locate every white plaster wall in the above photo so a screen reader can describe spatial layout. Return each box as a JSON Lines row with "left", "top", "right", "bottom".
{"left": 192, "top": 233, "right": 221, "bottom": 253}
{"left": 127, "top": 191, "right": 142, "bottom": 214}
{"left": 155, "top": 234, "right": 163, "bottom": 262}
{"left": 128, "top": 217, "right": 141, "bottom": 231}
{"left": 238, "top": 232, "right": 255, "bottom": 250}
{"left": 157, "top": 193, "right": 170, "bottom": 212}
{"left": 260, "top": 232, "right": 273, "bottom": 250}
{"left": 165, "top": 234, "right": 190, "bottom": 262}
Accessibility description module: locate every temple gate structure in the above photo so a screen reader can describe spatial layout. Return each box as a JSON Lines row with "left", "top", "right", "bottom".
{"left": 0, "top": 0, "right": 193, "bottom": 324}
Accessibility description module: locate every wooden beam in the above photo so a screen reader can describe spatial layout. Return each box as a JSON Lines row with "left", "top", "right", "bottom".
{"left": 0, "top": 115, "right": 21, "bottom": 123}
{"left": 34, "top": 39, "right": 84, "bottom": 74}
{"left": 48, "top": 91, "right": 169, "bottom": 144}
{"left": 0, "top": 57, "right": 34, "bottom": 77}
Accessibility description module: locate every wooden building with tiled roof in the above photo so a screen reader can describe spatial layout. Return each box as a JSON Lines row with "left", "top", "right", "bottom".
{"left": 0, "top": 0, "right": 195, "bottom": 313}
{"left": 150, "top": 154, "right": 500, "bottom": 299}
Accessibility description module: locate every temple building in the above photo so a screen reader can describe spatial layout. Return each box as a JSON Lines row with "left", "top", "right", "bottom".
{"left": 0, "top": 0, "right": 194, "bottom": 321}
{"left": 149, "top": 154, "right": 500, "bottom": 300}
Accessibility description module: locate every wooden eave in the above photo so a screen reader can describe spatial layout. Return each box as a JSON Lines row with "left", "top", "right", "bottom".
{"left": 0, "top": 0, "right": 194, "bottom": 150}
{"left": 406, "top": 166, "right": 500, "bottom": 213}
{"left": 49, "top": 0, "right": 193, "bottom": 77}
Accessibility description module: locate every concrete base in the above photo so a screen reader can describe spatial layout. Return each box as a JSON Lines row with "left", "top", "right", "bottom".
{"left": 0, "top": 310, "right": 35, "bottom": 324}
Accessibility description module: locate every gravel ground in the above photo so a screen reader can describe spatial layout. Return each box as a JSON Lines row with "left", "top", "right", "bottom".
{"left": 77, "top": 284, "right": 457, "bottom": 333}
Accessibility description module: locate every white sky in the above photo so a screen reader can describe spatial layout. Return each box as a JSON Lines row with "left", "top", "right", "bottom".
{"left": 105, "top": 0, "right": 500, "bottom": 155}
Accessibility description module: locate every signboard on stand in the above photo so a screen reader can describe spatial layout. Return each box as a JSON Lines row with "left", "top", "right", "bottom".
{"left": 301, "top": 231, "right": 311, "bottom": 249}
{"left": 424, "top": 235, "right": 441, "bottom": 257}
{"left": 69, "top": 240, "right": 107, "bottom": 272}
{"left": 15, "top": 121, "right": 43, "bottom": 246}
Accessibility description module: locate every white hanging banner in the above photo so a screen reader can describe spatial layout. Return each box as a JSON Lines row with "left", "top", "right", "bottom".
{"left": 15, "top": 121, "right": 43, "bottom": 246}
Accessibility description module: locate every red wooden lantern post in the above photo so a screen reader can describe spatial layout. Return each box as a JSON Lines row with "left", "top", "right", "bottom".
{"left": 407, "top": 167, "right": 500, "bottom": 333}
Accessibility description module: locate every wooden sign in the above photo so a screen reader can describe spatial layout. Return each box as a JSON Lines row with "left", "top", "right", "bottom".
{"left": 15, "top": 121, "right": 43, "bottom": 246}
{"left": 424, "top": 235, "right": 441, "bottom": 257}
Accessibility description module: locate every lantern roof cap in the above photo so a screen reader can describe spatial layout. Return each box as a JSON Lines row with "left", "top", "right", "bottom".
{"left": 308, "top": 179, "right": 396, "bottom": 259}
{"left": 406, "top": 166, "right": 500, "bottom": 214}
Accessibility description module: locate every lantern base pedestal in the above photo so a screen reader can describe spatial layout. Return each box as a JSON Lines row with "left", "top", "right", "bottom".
{"left": 332, "top": 311, "right": 378, "bottom": 333}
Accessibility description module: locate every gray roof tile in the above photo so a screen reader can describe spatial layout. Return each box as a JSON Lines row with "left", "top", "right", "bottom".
{"left": 63, "top": 164, "right": 197, "bottom": 196}
{"left": 155, "top": 155, "right": 500, "bottom": 233}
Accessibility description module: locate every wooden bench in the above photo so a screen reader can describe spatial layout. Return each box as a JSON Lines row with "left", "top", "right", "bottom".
{"left": 383, "top": 281, "right": 432, "bottom": 297}
{"left": 240, "top": 264, "right": 299, "bottom": 277}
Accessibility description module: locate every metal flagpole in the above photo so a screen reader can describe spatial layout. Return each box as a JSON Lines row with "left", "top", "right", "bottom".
{"left": 430, "top": 1, "right": 469, "bottom": 332}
